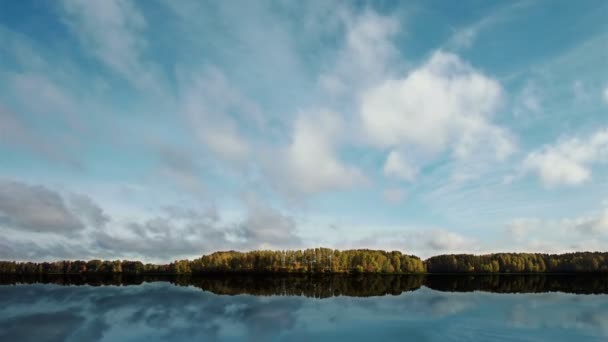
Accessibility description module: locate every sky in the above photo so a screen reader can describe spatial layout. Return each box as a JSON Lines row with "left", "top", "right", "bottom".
{"left": 0, "top": 0, "right": 607, "bottom": 262}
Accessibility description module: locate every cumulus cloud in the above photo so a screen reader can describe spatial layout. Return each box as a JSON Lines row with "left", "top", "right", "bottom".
{"left": 94, "top": 199, "right": 302, "bottom": 260}
{"left": 423, "top": 229, "right": 474, "bottom": 253}
{"left": 260, "top": 11, "right": 398, "bottom": 196}
{"left": 93, "top": 214, "right": 227, "bottom": 261}
{"left": 270, "top": 110, "right": 366, "bottom": 195}
{"left": 0, "top": 179, "right": 306, "bottom": 261}
{"left": 361, "top": 51, "right": 503, "bottom": 149}
{"left": 361, "top": 51, "right": 514, "bottom": 176}
{"left": 338, "top": 228, "right": 476, "bottom": 258}
{"left": 522, "top": 128, "right": 608, "bottom": 186}
{"left": 0, "top": 180, "right": 84, "bottom": 233}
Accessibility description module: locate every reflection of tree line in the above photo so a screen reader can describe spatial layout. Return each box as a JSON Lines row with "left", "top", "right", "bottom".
{"left": 424, "top": 274, "right": 608, "bottom": 294}
{"left": 181, "top": 275, "right": 423, "bottom": 298}
{"left": 2, "top": 274, "right": 608, "bottom": 295}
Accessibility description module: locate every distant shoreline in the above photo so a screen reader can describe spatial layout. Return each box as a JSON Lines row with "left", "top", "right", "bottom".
{"left": 2, "top": 249, "right": 607, "bottom": 274}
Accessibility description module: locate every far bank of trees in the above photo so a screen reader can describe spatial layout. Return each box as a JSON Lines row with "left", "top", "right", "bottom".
{"left": 426, "top": 252, "right": 608, "bottom": 273}
{"left": 0, "top": 250, "right": 607, "bottom": 275}
{"left": 188, "top": 249, "right": 426, "bottom": 274}
{"left": 0, "top": 248, "right": 425, "bottom": 275}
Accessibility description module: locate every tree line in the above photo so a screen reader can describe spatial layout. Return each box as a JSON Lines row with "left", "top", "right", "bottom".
{"left": 425, "top": 252, "right": 608, "bottom": 273}
{"left": 0, "top": 250, "right": 607, "bottom": 275}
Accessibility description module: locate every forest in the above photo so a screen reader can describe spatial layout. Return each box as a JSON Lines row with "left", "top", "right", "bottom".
{"left": 425, "top": 252, "right": 608, "bottom": 273}
{"left": 0, "top": 249, "right": 607, "bottom": 275}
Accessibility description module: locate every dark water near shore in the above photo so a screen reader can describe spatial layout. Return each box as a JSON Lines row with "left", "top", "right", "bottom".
{"left": 1, "top": 275, "right": 607, "bottom": 341}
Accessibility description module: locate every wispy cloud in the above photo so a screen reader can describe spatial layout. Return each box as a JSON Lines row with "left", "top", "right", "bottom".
{"left": 60, "top": 0, "right": 162, "bottom": 92}
{"left": 445, "top": 0, "right": 533, "bottom": 50}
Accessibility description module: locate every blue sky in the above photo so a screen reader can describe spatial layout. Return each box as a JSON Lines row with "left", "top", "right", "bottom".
{"left": 0, "top": 0, "right": 607, "bottom": 262}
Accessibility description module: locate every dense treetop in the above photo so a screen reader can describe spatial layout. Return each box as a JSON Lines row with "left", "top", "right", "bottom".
{"left": 425, "top": 252, "right": 608, "bottom": 273}
{"left": 0, "top": 249, "right": 607, "bottom": 275}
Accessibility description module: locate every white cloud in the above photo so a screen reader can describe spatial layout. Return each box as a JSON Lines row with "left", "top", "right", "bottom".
{"left": 383, "top": 150, "right": 417, "bottom": 181}
{"left": 603, "top": 86, "right": 608, "bottom": 105}
{"left": 522, "top": 128, "right": 608, "bottom": 186}
{"left": 333, "top": 227, "right": 476, "bottom": 258}
{"left": 424, "top": 229, "right": 474, "bottom": 253}
{"left": 272, "top": 110, "right": 365, "bottom": 195}
{"left": 264, "top": 10, "right": 397, "bottom": 196}
{"left": 361, "top": 51, "right": 504, "bottom": 151}
{"left": 361, "top": 51, "right": 513, "bottom": 178}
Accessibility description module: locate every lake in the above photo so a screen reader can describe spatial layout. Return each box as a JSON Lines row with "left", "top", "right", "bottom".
{"left": 1, "top": 275, "right": 607, "bottom": 341}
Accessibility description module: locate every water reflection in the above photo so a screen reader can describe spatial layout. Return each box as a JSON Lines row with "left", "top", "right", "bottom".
{"left": 2, "top": 274, "right": 608, "bottom": 295}
{"left": 1, "top": 276, "right": 608, "bottom": 341}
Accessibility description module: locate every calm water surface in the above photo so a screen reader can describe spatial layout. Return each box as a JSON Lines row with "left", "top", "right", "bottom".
{"left": 1, "top": 275, "right": 607, "bottom": 341}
